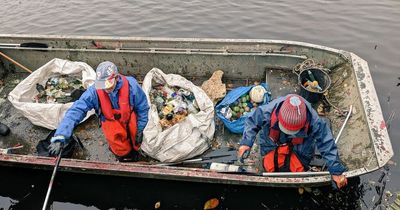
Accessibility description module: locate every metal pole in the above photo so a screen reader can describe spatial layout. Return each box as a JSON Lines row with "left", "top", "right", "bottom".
{"left": 335, "top": 105, "right": 353, "bottom": 144}
{"left": 42, "top": 148, "right": 63, "bottom": 210}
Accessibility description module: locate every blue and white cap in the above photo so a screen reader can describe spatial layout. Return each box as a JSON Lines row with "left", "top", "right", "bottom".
{"left": 95, "top": 61, "right": 118, "bottom": 89}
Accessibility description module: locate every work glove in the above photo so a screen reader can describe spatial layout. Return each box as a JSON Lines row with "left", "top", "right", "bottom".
{"left": 135, "top": 131, "right": 143, "bottom": 145}
{"left": 238, "top": 145, "right": 251, "bottom": 163}
{"left": 331, "top": 174, "right": 348, "bottom": 189}
{"left": 0, "top": 122, "right": 10, "bottom": 136}
{"left": 48, "top": 135, "right": 65, "bottom": 156}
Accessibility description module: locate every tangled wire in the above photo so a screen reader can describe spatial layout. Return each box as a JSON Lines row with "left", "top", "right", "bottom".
{"left": 293, "top": 58, "right": 326, "bottom": 74}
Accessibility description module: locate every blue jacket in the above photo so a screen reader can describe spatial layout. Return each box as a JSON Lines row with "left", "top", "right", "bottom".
{"left": 55, "top": 75, "right": 149, "bottom": 141}
{"left": 240, "top": 96, "right": 346, "bottom": 175}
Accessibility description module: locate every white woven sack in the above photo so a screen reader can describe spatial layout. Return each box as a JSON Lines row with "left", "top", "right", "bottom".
{"left": 142, "top": 68, "right": 215, "bottom": 162}
{"left": 8, "top": 58, "right": 96, "bottom": 129}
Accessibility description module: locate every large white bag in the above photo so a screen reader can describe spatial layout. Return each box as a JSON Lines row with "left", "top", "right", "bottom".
{"left": 142, "top": 68, "right": 215, "bottom": 162}
{"left": 8, "top": 58, "right": 96, "bottom": 129}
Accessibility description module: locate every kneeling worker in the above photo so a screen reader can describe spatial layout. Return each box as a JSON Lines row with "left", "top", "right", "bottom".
{"left": 238, "top": 94, "right": 347, "bottom": 189}
{"left": 49, "top": 61, "right": 149, "bottom": 161}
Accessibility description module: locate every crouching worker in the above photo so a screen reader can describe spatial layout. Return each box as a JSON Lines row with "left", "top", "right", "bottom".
{"left": 238, "top": 94, "right": 348, "bottom": 189}
{"left": 49, "top": 61, "right": 149, "bottom": 161}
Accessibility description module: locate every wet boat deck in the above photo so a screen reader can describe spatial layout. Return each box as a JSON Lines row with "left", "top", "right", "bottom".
{"left": 0, "top": 62, "right": 377, "bottom": 172}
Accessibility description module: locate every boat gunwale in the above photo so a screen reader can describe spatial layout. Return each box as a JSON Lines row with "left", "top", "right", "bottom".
{"left": 349, "top": 53, "right": 393, "bottom": 167}
{"left": 0, "top": 34, "right": 347, "bottom": 55}
{"left": 0, "top": 45, "right": 310, "bottom": 59}
{"left": 0, "top": 154, "right": 375, "bottom": 187}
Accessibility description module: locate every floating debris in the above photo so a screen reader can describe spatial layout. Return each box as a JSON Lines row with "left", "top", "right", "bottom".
{"left": 154, "top": 201, "right": 161, "bottom": 209}
{"left": 150, "top": 84, "right": 200, "bottom": 130}
{"left": 313, "top": 188, "right": 321, "bottom": 196}
{"left": 33, "top": 75, "right": 85, "bottom": 104}
{"left": 298, "top": 187, "right": 304, "bottom": 195}
{"left": 203, "top": 198, "right": 219, "bottom": 210}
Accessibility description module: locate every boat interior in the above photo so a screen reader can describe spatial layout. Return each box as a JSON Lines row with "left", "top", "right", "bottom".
{"left": 0, "top": 36, "right": 381, "bottom": 176}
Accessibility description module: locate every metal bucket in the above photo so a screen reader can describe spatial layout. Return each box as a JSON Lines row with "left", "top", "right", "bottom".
{"left": 298, "top": 68, "right": 331, "bottom": 103}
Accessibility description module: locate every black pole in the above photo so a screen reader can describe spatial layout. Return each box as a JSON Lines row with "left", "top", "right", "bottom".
{"left": 42, "top": 147, "right": 63, "bottom": 210}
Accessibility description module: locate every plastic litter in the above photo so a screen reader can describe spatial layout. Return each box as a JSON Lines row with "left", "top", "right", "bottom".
{"left": 142, "top": 68, "right": 214, "bottom": 162}
{"left": 8, "top": 58, "right": 96, "bottom": 129}
{"left": 33, "top": 75, "right": 85, "bottom": 104}
{"left": 249, "top": 85, "right": 267, "bottom": 103}
{"left": 216, "top": 83, "right": 271, "bottom": 134}
{"left": 150, "top": 84, "right": 200, "bottom": 130}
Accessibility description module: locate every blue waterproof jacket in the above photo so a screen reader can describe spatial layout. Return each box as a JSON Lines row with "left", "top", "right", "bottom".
{"left": 240, "top": 95, "right": 346, "bottom": 175}
{"left": 54, "top": 75, "right": 149, "bottom": 142}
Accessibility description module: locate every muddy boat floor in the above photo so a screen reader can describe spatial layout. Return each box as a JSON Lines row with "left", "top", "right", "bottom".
{"left": 0, "top": 66, "right": 378, "bottom": 172}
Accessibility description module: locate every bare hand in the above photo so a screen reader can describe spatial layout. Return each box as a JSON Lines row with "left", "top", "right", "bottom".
{"left": 332, "top": 174, "right": 348, "bottom": 189}
{"left": 238, "top": 145, "right": 250, "bottom": 158}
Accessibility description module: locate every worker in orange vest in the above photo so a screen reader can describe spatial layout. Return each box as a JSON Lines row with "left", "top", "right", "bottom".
{"left": 49, "top": 61, "right": 149, "bottom": 161}
{"left": 238, "top": 94, "right": 347, "bottom": 189}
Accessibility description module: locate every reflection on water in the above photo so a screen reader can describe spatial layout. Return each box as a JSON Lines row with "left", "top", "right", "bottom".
{"left": 0, "top": 167, "right": 365, "bottom": 210}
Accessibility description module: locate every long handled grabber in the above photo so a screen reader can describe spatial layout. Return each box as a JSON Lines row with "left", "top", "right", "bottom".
{"left": 42, "top": 147, "right": 63, "bottom": 210}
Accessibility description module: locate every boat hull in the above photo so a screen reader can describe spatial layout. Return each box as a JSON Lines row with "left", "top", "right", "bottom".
{"left": 0, "top": 34, "right": 393, "bottom": 187}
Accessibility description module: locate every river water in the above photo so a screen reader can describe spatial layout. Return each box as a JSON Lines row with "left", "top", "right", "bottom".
{"left": 0, "top": 0, "right": 399, "bottom": 209}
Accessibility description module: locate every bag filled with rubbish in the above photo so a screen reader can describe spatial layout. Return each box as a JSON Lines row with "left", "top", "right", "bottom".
{"left": 8, "top": 58, "right": 96, "bottom": 129}
{"left": 142, "top": 68, "right": 215, "bottom": 162}
{"left": 36, "top": 130, "right": 84, "bottom": 158}
{"left": 34, "top": 75, "right": 86, "bottom": 104}
{"left": 216, "top": 83, "right": 271, "bottom": 134}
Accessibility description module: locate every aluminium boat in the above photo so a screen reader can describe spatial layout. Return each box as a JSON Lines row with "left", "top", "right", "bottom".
{"left": 0, "top": 34, "right": 393, "bottom": 187}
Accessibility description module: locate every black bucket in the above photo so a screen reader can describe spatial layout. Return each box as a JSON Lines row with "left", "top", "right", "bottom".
{"left": 298, "top": 68, "right": 331, "bottom": 103}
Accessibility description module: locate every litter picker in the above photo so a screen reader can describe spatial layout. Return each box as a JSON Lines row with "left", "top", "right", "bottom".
{"left": 42, "top": 146, "right": 63, "bottom": 210}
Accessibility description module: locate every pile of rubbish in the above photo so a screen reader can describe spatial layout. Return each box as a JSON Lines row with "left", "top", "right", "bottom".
{"left": 34, "top": 75, "right": 85, "bottom": 104}
{"left": 302, "top": 70, "right": 323, "bottom": 93}
{"left": 150, "top": 84, "right": 200, "bottom": 130}
{"left": 220, "top": 85, "right": 267, "bottom": 121}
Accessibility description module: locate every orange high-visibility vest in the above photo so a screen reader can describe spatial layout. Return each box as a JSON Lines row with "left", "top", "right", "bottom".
{"left": 96, "top": 76, "right": 139, "bottom": 157}
{"left": 263, "top": 107, "right": 310, "bottom": 172}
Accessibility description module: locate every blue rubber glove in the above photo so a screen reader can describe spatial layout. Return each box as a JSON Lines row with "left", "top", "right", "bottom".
{"left": 48, "top": 135, "right": 65, "bottom": 156}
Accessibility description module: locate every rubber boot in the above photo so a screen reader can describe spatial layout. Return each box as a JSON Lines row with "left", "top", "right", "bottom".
{"left": 0, "top": 122, "right": 10, "bottom": 136}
